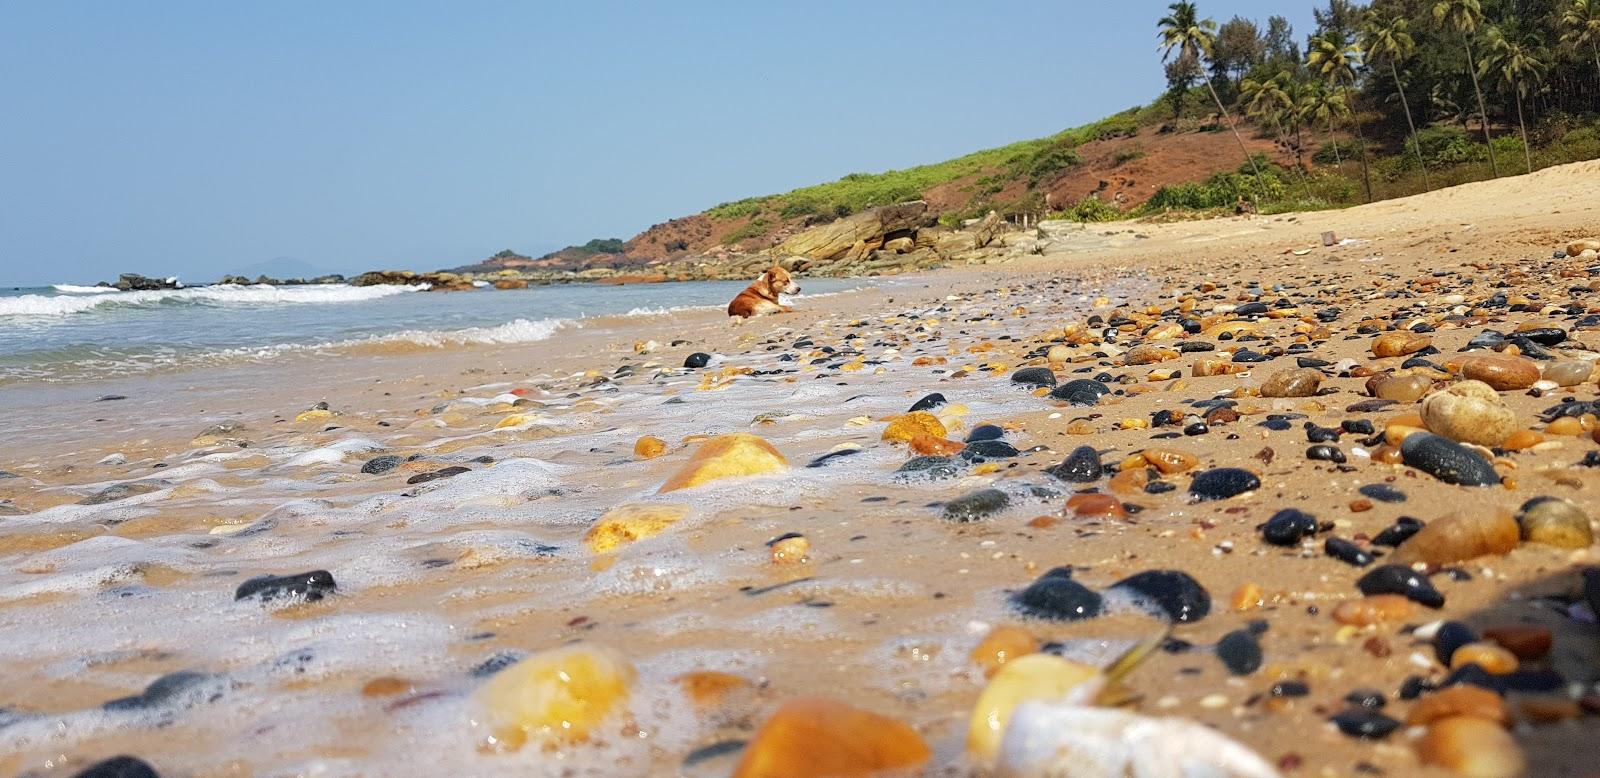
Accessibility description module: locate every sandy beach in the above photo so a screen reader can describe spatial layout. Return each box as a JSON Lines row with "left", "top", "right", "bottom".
{"left": 5, "top": 160, "right": 1600, "bottom": 777}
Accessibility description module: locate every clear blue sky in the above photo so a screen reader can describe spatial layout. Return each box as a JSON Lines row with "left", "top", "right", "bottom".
{"left": 0, "top": 1, "right": 1312, "bottom": 286}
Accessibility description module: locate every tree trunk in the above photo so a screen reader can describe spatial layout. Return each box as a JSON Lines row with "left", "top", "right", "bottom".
{"left": 1515, "top": 87, "right": 1532, "bottom": 173}
{"left": 1392, "top": 61, "right": 1431, "bottom": 192}
{"left": 1205, "top": 77, "right": 1269, "bottom": 204}
{"left": 1272, "top": 116, "right": 1314, "bottom": 200}
{"left": 1346, "top": 87, "right": 1374, "bottom": 203}
{"left": 1463, "top": 38, "right": 1500, "bottom": 177}
{"left": 1325, "top": 115, "right": 1344, "bottom": 167}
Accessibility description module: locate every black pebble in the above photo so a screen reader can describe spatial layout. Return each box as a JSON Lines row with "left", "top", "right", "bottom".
{"left": 470, "top": 650, "right": 527, "bottom": 677}
{"left": 1261, "top": 508, "right": 1319, "bottom": 546}
{"left": 1324, "top": 537, "right": 1375, "bottom": 567}
{"left": 1434, "top": 621, "right": 1479, "bottom": 665}
{"left": 1372, "top": 516, "right": 1425, "bottom": 546}
{"left": 1046, "top": 445, "right": 1102, "bottom": 482}
{"left": 806, "top": 448, "right": 862, "bottom": 468}
{"left": 1306, "top": 444, "right": 1346, "bottom": 463}
{"left": 72, "top": 756, "right": 160, "bottom": 778}
{"left": 1344, "top": 688, "right": 1387, "bottom": 709}
{"left": 1011, "top": 367, "right": 1057, "bottom": 387}
{"left": 942, "top": 489, "right": 1010, "bottom": 522}
{"left": 966, "top": 424, "right": 1005, "bottom": 442}
{"left": 908, "top": 393, "right": 946, "bottom": 412}
{"left": 1188, "top": 468, "right": 1261, "bottom": 501}
{"left": 1049, "top": 379, "right": 1110, "bottom": 406}
{"left": 1012, "top": 567, "right": 1104, "bottom": 621}
{"left": 1271, "top": 680, "right": 1310, "bottom": 697}
{"left": 235, "top": 570, "right": 337, "bottom": 603}
{"left": 1215, "top": 630, "right": 1262, "bottom": 675}
{"left": 360, "top": 455, "right": 402, "bottom": 475}
{"left": 895, "top": 456, "right": 960, "bottom": 480}
{"left": 961, "top": 440, "right": 1020, "bottom": 461}
{"left": 1330, "top": 709, "right": 1402, "bottom": 739}
{"left": 683, "top": 352, "right": 712, "bottom": 368}
{"left": 1357, "top": 565, "right": 1444, "bottom": 608}
{"left": 1108, "top": 569, "right": 1211, "bottom": 623}
{"left": 1358, "top": 483, "right": 1407, "bottom": 503}
{"left": 1400, "top": 433, "right": 1500, "bottom": 487}
{"left": 102, "top": 671, "right": 225, "bottom": 712}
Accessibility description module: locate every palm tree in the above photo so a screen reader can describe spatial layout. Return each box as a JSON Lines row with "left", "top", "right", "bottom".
{"left": 1307, "top": 32, "right": 1373, "bottom": 201}
{"left": 1159, "top": 1, "right": 1269, "bottom": 204}
{"left": 1363, "top": 14, "right": 1431, "bottom": 191}
{"left": 1560, "top": 0, "right": 1600, "bottom": 82}
{"left": 1481, "top": 26, "right": 1549, "bottom": 173}
{"left": 1432, "top": 0, "right": 1499, "bottom": 177}
{"left": 1241, "top": 74, "right": 1313, "bottom": 199}
{"left": 1300, "top": 83, "right": 1349, "bottom": 167}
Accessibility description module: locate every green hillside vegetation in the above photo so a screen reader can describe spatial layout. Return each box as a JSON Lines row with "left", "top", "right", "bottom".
{"left": 703, "top": 0, "right": 1599, "bottom": 231}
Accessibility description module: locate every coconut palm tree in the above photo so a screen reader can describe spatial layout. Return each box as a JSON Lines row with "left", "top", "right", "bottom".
{"left": 1362, "top": 14, "right": 1432, "bottom": 190}
{"left": 1241, "top": 74, "right": 1313, "bottom": 199}
{"left": 1307, "top": 32, "right": 1373, "bottom": 201}
{"left": 1560, "top": 0, "right": 1600, "bottom": 82}
{"left": 1159, "top": 1, "right": 1268, "bottom": 203}
{"left": 1432, "top": 0, "right": 1499, "bottom": 177}
{"left": 1481, "top": 26, "right": 1549, "bottom": 173}
{"left": 1300, "top": 82, "right": 1349, "bottom": 168}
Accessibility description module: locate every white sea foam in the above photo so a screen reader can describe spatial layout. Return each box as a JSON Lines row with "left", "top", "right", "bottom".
{"left": 51, "top": 284, "right": 120, "bottom": 294}
{"left": 1, "top": 283, "right": 428, "bottom": 318}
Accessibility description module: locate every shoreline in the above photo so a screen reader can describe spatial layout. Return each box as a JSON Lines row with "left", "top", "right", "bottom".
{"left": 4, "top": 162, "right": 1600, "bottom": 776}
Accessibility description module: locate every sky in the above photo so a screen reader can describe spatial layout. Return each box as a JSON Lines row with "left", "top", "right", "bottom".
{"left": 0, "top": 1, "right": 1314, "bottom": 286}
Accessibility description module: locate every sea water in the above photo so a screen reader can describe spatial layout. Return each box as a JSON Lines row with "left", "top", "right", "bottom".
{"left": 0, "top": 279, "right": 868, "bottom": 383}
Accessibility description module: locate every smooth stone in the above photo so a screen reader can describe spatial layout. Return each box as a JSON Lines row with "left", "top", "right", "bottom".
{"left": 360, "top": 455, "right": 402, "bottom": 475}
{"left": 1462, "top": 355, "right": 1539, "bottom": 390}
{"left": 1357, "top": 564, "right": 1444, "bottom": 608}
{"left": 966, "top": 653, "right": 1105, "bottom": 761}
{"left": 1260, "top": 508, "right": 1319, "bottom": 546}
{"left": 72, "top": 756, "right": 161, "bottom": 778}
{"left": 1011, "top": 367, "right": 1057, "bottom": 387}
{"left": 659, "top": 433, "right": 788, "bottom": 492}
{"left": 234, "top": 570, "right": 336, "bottom": 603}
{"left": 1515, "top": 496, "right": 1594, "bottom": 549}
{"left": 1048, "top": 379, "right": 1110, "bottom": 406}
{"left": 908, "top": 393, "right": 946, "bottom": 412}
{"left": 1372, "top": 374, "right": 1433, "bottom": 402}
{"left": 1324, "top": 537, "right": 1375, "bottom": 567}
{"left": 1434, "top": 621, "right": 1480, "bottom": 665}
{"left": 961, "top": 440, "right": 1020, "bottom": 460}
{"left": 942, "top": 489, "right": 1010, "bottom": 522}
{"left": 584, "top": 504, "right": 690, "bottom": 553}
{"left": 1394, "top": 512, "right": 1519, "bottom": 566}
{"left": 1330, "top": 709, "right": 1402, "bottom": 739}
{"left": 995, "top": 703, "right": 1282, "bottom": 777}
{"left": 406, "top": 466, "right": 470, "bottom": 485}
{"left": 1107, "top": 569, "right": 1210, "bottom": 623}
{"left": 1215, "top": 630, "right": 1262, "bottom": 675}
{"left": 1125, "top": 344, "right": 1180, "bottom": 365}
{"left": 1420, "top": 381, "right": 1518, "bottom": 447}
{"left": 896, "top": 456, "right": 960, "bottom": 479}
{"left": 1543, "top": 360, "right": 1592, "bottom": 386}
{"left": 806, "top": 448, "right": 861, "bottom": 468}
{"left": 1358, "top": 484, "right": 1406, "bottom": 503}
{"left": 1372, "top": 332, "right": 1432, "bottom": 357}
{"left": 79, "top": 482, "right": 162, "bottom": 505}
{"left": 1399, "top": 433, "right": 1500, "bottom": 487}
{"left": 1045, "top": 445, "right": 1102, "bottom": 483}
{"left": 1188, "top": 468, "right": 1260, "bottom": 501}
{"left": 473, "top": 644, "right": 635, "bottom": 748}
{"left": 1373, "top": 516, "right": 1425, "bottom": 546}
{"left": 102, "top": 671, "right": 227, "bottom": 712}
{"left": 1415, "top": 716, "right": 1527, "bottom": 777}
{"left": 734, "top": 698, "right": 929, "bottom": 777}
{"left": 966, "top": 424, "right": 1006, "bottom": 442}
{"left": 1012, "top": 567, "right": 1104, "bottom": 621}
{"left": 1260, "top": 368, "right": 1322, "bottom": 398}
{"left": 1306, "top": 444, "right": 1346, "bottom": 463}
{"left": 683, "top": 352, "right": 712, "bottom": 368}
{"left": 881, "top": 412, "right": 948, "bottom": 444}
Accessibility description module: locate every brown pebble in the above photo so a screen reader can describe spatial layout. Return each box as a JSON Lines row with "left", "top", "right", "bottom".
{"left": 1407, "top": 686, "right": 1511, "bottom": 727}
{"left": 1065, "top": 493, "right": 1126, "bottom": 518}
{"left": 1480, "top": 625, "right": 1553, "bottom": 660}
{"left": 1332, "top": 594, "right": 1415, "bottom": 626}
{"left": 1142, "top": 448, "right": 1198, "bottom": 474}
{"left": 361, "top": 677, "right": 414, "bottom": 697}
{"left": 1393, "top": 513, "right": 1519, "bottom": 567}
{"left": 1372, "top": 332, "right": 1432, "bottom": 358}
{"left": 970, "top": 625, "right": 1039, "bottom": 678}
{"left": 1450, "top": 642, "right": 1519, "bottom": 674}
{"left": 1462, "top": 354, "right": 1540, "bottom": 391}
{"left": 1518, "top": 697, "right": 1581, "bottom": 724}
{"left": 1415, "top": 717, "right": 1525, "bottom": 777}
{"left": 1349, "top": 499, "right": 1373, "bottom": 513}
{"left": 1231, "top": 582, "right": 1263, "bottom": 611}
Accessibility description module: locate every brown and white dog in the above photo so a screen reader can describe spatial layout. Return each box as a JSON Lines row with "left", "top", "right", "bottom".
{"left": 726, "top": 263, "right": 800, "bottom": 318}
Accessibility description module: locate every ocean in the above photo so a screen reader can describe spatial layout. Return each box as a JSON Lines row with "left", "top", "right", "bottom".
{"left": 0, "top": 278, "right": 871, "bottom": 384}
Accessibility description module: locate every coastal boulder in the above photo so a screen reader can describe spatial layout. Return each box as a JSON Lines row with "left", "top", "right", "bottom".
{"left": 772, "top": 202, "right": 933, "bottom": 261}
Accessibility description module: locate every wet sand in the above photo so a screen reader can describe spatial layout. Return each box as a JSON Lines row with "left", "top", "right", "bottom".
{"left": 4, "top": 161, "right": 1600, "bottom": 777}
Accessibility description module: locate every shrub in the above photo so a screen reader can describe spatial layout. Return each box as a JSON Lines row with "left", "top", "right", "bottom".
{"left": 1312, "top": 140, "right": 1361, "bottom": 165}
{"left": 722, "top": 218, "right": 770, "bottom": 245}
{"left": 1025, "top": 145, "right": 1082, "bottom": 188}
{"left": 1066, "top": 196, "right": 1123, "bottom": 222}
{"left": 1111, "top": 147, "right": 1147, "bottom": 167}
{"left": 1412, "top": 126, "right": 1483, "bottom": 166}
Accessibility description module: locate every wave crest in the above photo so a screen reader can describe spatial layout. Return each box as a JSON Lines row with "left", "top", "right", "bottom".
{"left": 2, "top": 284, "right": 427, "bottom": 318}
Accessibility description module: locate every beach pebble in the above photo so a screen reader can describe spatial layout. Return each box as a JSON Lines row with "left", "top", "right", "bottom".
{"left": 1215, "top": 629, "right": 1262, "bottom": 675}
{"left": 1371, "top": 374, "right": 1433, "bottom": 402}
{"left": 1260, "top": 368, "right": 1322, "bottom": 398}
{"left": 1188, "top": 468, "right": 1260, "bottom": 501}
{"left": 1542, "top": 360, "right": 1592, "bottom": 386}
{"left": 881, "top": 412, "right": 947, "bottom": 444}
{"left": 472, "top": 644, "right": 635, "bottom": 750}
{"left": 584, "top": 504, "right": 688, "bottom": 553}
{"left": 970, "top": 625, "right": 1039, "bottom": 678}
{"left": 1011, "top": 367, "right": 1056, "bottom": 387}
{"left": 1415, "top": 715, "right": 1526, "bottom": 777}
{"left": 1357, "top": 565, "right": 1444, "bottom": 608}
{"left": 1515, "top": 496, "right": 1594, "bottom": 548}
{"left": 1393, "top": 513, "right": 1519, "bottom": 566}
{"left": 360, "top": 455, "right": 402, "bottom": 475}
{"left": 735, "top": 698, "right": 929, "bottom": 777}
{"left": 1372, "top": 332, "right": 1431, "bottom": 358}
{"left": 79, "top": 482, "right": 162, "bottom": 505}
{"left": 1065, "top": 492, "right": 1126, "bottom": 518}
{"left": 633, "top": 436, "right": 667, "bottom": 460}
{"left": 1048, "top": 379, "right": 1110, "bottom": 406}
{"left": 1420, "top": 381, "right": 1518, "bottom": 447}
{"left": 1107, "top": 569, "right": 1210, "bottom": 623}
{"left": 1406, "top": 685, "right": 1509, "bottom": 727}
{"left": 1324, "top": 537, "right": 1374, "bottom": 567}
{"left": 71, "top": 756, "right": 161, "bottom": 778}
{"left": 766, "top": 533, "right": 810, "bottom": 564}
{"left": 683, "top": 352, "right": 712, "bottom": 368}
{"left": 1046, "top": 445, "right": 1102, "bottom": 482}
{"left": 658, "top": 433, "right": 787, "bottom": 492}
{"left": 1125, "top": 344, "right": 1179, "bottom": 365}
{"left": 1450, "top": 642, "right": 1519, "bottom": 674}
{"left": 942, "top": 488, "right": 1010, "bottom": 522}
{"left": 1434, "top": 621, "right": 1480, "bottom": 665}
{"left": 1261, "top": 508, "right": 1319, "bottom": 546}
{"left": 1462, "top": 355, "right": 1540, "bottom": 391}
{"left": 896, "top": 456, "right": 960, "bottom": 479}
{"left": 961, "top": 440, "right": 1020, "bottom": 460}
{"left": 234, "top": 570, "right": 336, "bottom": 603}
{"left": 1330, "top": 709, "right": 1402, "bottom": 739}
{"left": 102, "top": 671, "right": 228, "bottom": 712}
{"left": 1373, "top": 516, "right": 1425, "bottom": 546}
{"left": 908, "top": 392, "right": 946, "bottom": 412}
{"left": 1142, "top": 447, "right": 1197, "bottom": 474}
{"left": 1332, "top": 595, "right": 1415, "bottom": 626}
{"left": 1480, "top": 624, "right": 1553, "bottom": 661}
{"left": 1011, "top": 567, "right": 1104, "bottom": 621}
{"left": 967, "top": 653, "right": 1103, "bottom": 760}
{"left": 1399, "top": 433, "right": 1500, "bottom": 486}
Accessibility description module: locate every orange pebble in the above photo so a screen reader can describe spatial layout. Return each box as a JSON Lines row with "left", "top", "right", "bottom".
{"left": 970, "top": 626, "right": 1040, "bottom": 678}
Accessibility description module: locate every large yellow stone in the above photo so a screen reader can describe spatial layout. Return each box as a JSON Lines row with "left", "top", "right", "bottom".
{"left": 633, "top": 436, "right": 667, "bottom": 459}
{"left": 583, "top": 504, "right": 689, "bottom": 553}
{"left": 472, "top": 644, "right": 635, "bottom": 751}
{"left": 658, "top": 433, "right": 788, "bottom": 492}
{"left": 732, "top": 697, "right": 930, "bottom": 778}
{"left": 881, "top": 412, "right": 947, "bottom": 443}
{"left": 967, "top": 653, "right": 1101, "bottom": 761}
